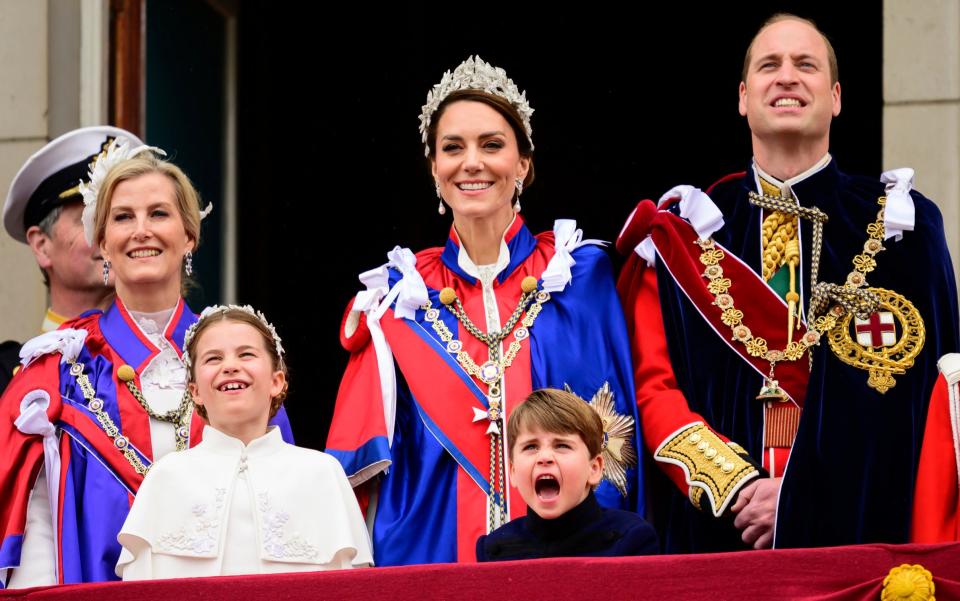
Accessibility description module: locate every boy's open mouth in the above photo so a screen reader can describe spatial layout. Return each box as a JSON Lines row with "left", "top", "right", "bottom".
{"left": 535, "top": 474, "right": 560, "bottom": 500}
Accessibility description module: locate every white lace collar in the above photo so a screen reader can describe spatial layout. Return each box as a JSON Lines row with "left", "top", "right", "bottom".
{"left": 455, "top": 216, "right": 514, "bottom": 286}
{"left": 128, "top": 306, "right": 178, "bottom": 339}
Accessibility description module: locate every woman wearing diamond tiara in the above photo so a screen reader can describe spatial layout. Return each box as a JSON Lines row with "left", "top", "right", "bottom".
{"left": 116, "top": 306, "right": 371, "bottom": 579}
{"left": 327, "top": 56, "right": 645, "bottom": 565}
{"left": 0, "top": 143, "right": 292, "bottom": 587}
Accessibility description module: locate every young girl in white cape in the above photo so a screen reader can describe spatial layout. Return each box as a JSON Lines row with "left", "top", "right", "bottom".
{"left": 116, "top": 305, "right": 372, "bottom": 579}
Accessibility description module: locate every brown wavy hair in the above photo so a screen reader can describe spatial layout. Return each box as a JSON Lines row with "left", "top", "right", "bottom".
{"left": 425, "top": 90, "right": 535, "bottom": 189}
{"left": 507, "top": 388, "right": 603, "bottom": 460}
{"left": 186, "top": 308, "right": 289, "bottom": 420}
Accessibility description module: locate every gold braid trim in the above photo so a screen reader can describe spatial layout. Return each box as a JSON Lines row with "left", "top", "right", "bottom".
{"left": 759, "top": 178, "right": 800, "bottom": 281}
{"left": 761, "top": 212, "right": 798, "bottom": 281}
{"left": 655, "top": 423, "right": 759, "bottom": 517}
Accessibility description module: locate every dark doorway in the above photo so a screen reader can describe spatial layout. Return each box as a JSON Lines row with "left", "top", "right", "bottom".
{"left": 146, "top": 0, "right": 228, "bottom": 309}
{"left": 236, "top": 3, "right": 882, "bottom": 450}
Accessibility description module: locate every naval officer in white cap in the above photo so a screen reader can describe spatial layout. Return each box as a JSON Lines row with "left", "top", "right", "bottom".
{"left": 0, "top": 126, "right": 143, "bottom": 392}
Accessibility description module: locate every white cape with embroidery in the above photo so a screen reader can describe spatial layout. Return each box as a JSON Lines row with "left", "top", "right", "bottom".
{"left": 116, "top": 426, "right": 372, "bottom": 580}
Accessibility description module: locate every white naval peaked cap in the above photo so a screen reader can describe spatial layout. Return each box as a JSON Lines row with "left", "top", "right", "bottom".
{"left": 4, "top": 125, "right": 144, "bottom": 243}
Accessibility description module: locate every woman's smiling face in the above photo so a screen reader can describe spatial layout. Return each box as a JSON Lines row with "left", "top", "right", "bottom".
{"left": 431, "top": 100, "right": 529, "bottom": 224}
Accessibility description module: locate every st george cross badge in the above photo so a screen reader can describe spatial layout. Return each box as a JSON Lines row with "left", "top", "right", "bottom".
{"left": 827, "top": 288, "right": 925, "bottom": 393}
{"left": 854, "top": 312, "right": 897, "bottom": 347}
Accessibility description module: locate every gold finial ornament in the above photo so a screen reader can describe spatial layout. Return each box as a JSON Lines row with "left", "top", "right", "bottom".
{"left": 439, "top": 287, "right": 457, "bottom": 306}
{"left": 117, "top": 364, "right": 136, "bottom": 382}
{"left": 422, "top": 276, "right": 549, "bottom": 531}
{"left": 881, "top": 564, "right": 935, "bottom": 601}
{"left": 521, "top": 276, "right": 538, "bottom": 293}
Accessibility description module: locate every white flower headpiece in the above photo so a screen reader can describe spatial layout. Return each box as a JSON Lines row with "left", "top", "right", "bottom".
{"left": 419, "top": 55, "right": 534, "bottom": 157}
{"left": 78, "top": 136, "right": 215, "bottom": 246}
{"left": 79, "top": 137, "right": 165, "bottom": 246}
{"left": 182, "top": 304, "right": 285, "bottom": 371}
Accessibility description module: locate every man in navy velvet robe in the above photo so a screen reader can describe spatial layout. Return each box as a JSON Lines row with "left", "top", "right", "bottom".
{"left": 616, "top": 13, "right": 959, "bottom": 552}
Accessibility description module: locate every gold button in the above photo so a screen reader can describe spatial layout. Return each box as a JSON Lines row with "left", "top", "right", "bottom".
{"left": 705, "top": 448, "right": 717, "bottom": 459}
{"left": 714, "top": 455, "right": 724, "bottom": 466}
{"left": 521, "top": 276, "right": 538, "bottom": 293}
{"left": 689, "top": 432, "right": 702, "bottom": 444}
{"left": 722, "top": 462, "right": 735, "bottom": 473}
{"left": 697, "top": 441, "right": 708, "bottom": 452}
{"left": 117, "top": 365, "right": 136, "bottom": 382}
{"left": 12, "top": 365, "right": 20, "bottom": 376}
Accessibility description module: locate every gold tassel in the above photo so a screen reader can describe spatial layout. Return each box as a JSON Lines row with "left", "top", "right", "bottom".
{"left": 785, "top": 239, "right": 801, "bottom": 343}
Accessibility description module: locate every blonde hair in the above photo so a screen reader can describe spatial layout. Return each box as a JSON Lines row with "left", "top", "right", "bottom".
{"left": 508, "top": 388, "right": 603, "bottom": 460}
{"left": 185, "top": 308, "right": 289, "bottom": 420}
{"left": 93, "top": 152, "right": 203, "bottom": 251}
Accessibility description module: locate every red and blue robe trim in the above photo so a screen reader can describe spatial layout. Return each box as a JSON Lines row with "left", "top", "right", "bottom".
{"left": 618, "top": 161, "right": 958, "bottom": 552}
{"left": 0, "top": 298, "right": 293, "bottom": 586}
{"left": 328, "top": 218, "right": 644, "bottom": 565}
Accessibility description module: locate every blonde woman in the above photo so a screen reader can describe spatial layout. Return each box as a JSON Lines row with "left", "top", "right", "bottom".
{"left": 0, "top": 141, "right": 291, "bottom": 587}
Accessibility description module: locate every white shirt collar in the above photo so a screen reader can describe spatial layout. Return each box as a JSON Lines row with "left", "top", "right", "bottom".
{"left": 753, "top": 153, "right": 832, "bottom": 196}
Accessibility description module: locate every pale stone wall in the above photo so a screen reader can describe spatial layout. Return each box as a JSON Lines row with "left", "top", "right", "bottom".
{"left": 0, "top": 0, "right": 50, "bottom": 342}
{"left": 884, "top": 0, "right": 960, "bottom": 278}
{"left": 0, "top": 0, "right": 107, "bottom": 343}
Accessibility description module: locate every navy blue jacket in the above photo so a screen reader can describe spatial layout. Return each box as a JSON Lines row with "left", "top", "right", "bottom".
{"left": 647, "top": 160, "right": 959, "bottom": 552}
{"left": 476, "top": 491, "right": 658, "bottom": 561}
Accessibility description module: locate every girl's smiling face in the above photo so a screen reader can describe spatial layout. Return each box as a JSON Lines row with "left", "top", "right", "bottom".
{"left": 189, "top": 319, "right": 285, "bottom": 437}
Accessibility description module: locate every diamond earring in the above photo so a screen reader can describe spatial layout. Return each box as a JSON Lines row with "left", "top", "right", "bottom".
{"left": 513, "top": 178, "right": 524, "bottom": 212}
{"left": 436, "top": 180, "right": 446, "bottom": 215}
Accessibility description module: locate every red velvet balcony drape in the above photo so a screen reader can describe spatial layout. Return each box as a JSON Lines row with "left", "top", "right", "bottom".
{"left": 3, "top": 543, "right": 958, "bottom": 600}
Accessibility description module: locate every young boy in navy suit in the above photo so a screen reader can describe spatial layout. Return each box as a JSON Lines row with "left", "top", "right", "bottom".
{"left": 477, "top": 389, "right": 658, "bottom": 560}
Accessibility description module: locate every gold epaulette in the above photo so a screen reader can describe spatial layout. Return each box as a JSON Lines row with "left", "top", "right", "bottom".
{"left": 654, "top": 423, "right": 759, "bottom": 517}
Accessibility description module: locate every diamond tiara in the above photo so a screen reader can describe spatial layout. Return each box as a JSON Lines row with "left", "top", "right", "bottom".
{"left": 418, "top": 55, "right": 534, "bottom": 157}
{"left": 183, "top": 304, "right": 285, "bottom": 371}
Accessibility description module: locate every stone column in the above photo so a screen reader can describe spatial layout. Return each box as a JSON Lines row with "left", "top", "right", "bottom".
{"left": 0, "top": 0, "right": 50, "bottom": 342}
{"left": 884, "top": 0, "right": 960, "bottom": 279}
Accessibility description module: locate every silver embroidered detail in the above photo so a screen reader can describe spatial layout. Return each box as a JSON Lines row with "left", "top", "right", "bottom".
{"left": 157, "top": 487, "right": 226, "bottom": 554}
{"left": 258, "top": 492, "right": 318, "bottom": 560}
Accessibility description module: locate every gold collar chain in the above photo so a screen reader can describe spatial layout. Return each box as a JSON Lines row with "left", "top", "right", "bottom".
{"left": 421, "top": 275, "right": 550, "bottom": 531}
{"left": 816, "top": 196, "right": 926, "bottom": 392}
{"left": 809, "top": 197, "right": 887, "bottom": 328}
{"left": 67, "top": 359, "right": 193, "bottom": 474}
{"left": 424, "top": 276, "right": 549, "bottom": 397}
{"left": 698, "top": 195, "right": 892, "bottom": 399}
{"left": 697, "top": 237, "right": 821, "bottom": 400}
{"left": 68, "top": 359, "right": 151, "bottom": 474}
{"left": 117, "top": 364, "right": 193, "bottom": 452}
